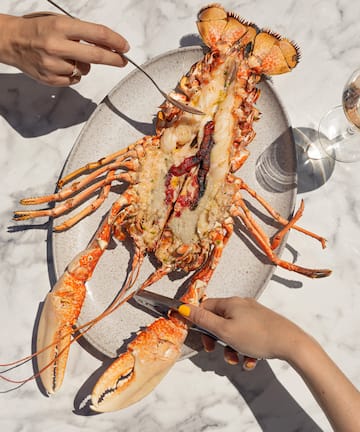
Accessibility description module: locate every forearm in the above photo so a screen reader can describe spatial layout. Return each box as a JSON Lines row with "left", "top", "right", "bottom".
{"left": 287, "top": 333, "right": 360, "bottom": 431}
{"left": 180, "top": 298, "right": 360, "bottom": 430}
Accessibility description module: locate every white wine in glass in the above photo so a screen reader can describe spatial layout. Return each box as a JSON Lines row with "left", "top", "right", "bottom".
{"left": 318, "top": 68, "right": 360, "bottom": 163}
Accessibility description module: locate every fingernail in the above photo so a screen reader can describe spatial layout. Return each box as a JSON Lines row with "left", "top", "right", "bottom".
{"left": 123, "top": 40, "right": 130, "bottom": 52}
{"left": 226, "top": 357, "right": 240, "bottom": 366}
{"left": 177, "top": 304, "right": 191, "bottom": 317}
{"left": 243, "top": 358, "right": 257, "bottom": 371}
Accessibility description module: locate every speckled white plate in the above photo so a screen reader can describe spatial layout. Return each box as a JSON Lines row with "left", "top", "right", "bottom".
{"left": 52, "top": 46, "right": 297, "bottom": 359}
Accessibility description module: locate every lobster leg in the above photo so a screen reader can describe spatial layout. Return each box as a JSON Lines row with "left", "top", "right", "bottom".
{"left": 56, "top": 142, "right": 142, "bottom": 188}
{"left": 230, "top": 194, "right": 331, "bottom": 278}
{"left": 14, "top": 171, "right": 133, "bottom": 228}
{"left": 16, "top": 159, "right": 137, "bottom": 206}
{"left": 13, "top": 136, "right": 158, "bottom": 229}
{"left": 52, "top": 172, "right": 135, "bottom": 232}
{"left": 228, "top": 175, "right": 327, "bottom": 248}
{"left": 270, "top": 199, "right": 305, "bottom": 250}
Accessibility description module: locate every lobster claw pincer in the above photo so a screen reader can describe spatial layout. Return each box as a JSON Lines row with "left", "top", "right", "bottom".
{"left": 36, "top": 273, "right": 86, "bottom": 393}
{"left": 91, "top": 316, "right": 188, "bottom": 412}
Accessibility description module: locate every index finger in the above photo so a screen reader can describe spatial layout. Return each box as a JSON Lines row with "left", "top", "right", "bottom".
{"left": 177, "top": 303, "right": 226, "bottom": 336}
{"left": 201, "top": 297, "right": 234, "bottom": 317}
{"left": 66, "top": 19, "right": 130, "bottom": 53}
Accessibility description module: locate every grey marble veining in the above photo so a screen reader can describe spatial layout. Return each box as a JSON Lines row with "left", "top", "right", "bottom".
{"left": 1, "top": 1, "right": 360, "bottom": 431}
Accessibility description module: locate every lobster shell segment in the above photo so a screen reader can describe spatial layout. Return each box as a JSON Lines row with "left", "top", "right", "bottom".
{"left": 197, "top": 4, "right": 250, "bottom": 50}
{"left": 250, "top": 32, "right": 299, "bottom": 74}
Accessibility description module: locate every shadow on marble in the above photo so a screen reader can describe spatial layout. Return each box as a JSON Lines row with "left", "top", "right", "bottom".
{"left": 190, "top": 346, "right": 324, "bottom": 431}
{"left": 293, "top": 127, "right": 335, "bottom": 193}
{"left": 72, "top": 356, "right": 118, "bottom": 416}
{"left": 255, "top": 126, "right": 335, "bottom": 195}
{"left": 255, "top": 128, "right": 297, "bottom": 194}
{"left": 0, "top": 73, "right": 96, "bottom": 137}
{"left": 103, "top": 96, "right": 156, "bottom": 136}
{"left": 179, "top": 33, "right": 203, "bottom": 48}
{"left": 233, "top": 217, "right": 304, "bottom": 290}
{"left": 8, "top": 220, "right": 51, "bottom": 233}
{"left": 270, "top": 270, "right": 303, "bottom": 290}
{"left": 31, "top": 300, "right": 53, "bottom": 398}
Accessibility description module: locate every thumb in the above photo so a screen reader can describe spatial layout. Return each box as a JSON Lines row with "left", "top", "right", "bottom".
{"left": 178, "top": 303, "right": 225, "bottom": 335}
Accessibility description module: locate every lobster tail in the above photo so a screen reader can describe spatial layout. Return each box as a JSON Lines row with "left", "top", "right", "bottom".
{"left": 197, "top": 4, "right": 250, "bottom": 50}
{"left": 197, "top": 4, "right": 300, "bottom": 75}
{"left": 250, "top": 32, "right": 300, "bottom": 75}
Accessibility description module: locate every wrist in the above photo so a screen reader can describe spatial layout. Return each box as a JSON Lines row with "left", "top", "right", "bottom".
{"left": 275, "top": 321, "right": 314, "bottom": 364}
{"left": 0, "top": 14, "right": 23, "bottom": 67}
{"left": 283, "top": 328, "right": 322, "bottom": 369}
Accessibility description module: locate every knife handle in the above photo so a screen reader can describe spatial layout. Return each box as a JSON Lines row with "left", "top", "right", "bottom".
{"left": 190, "top": 324, "right": 227, "bottom": 346}
{"left": 189, "top": 325, "right": 258, "bottom": 370}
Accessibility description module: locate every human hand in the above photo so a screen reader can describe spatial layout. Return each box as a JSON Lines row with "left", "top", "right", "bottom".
{"left": 178, "top": 296, "right": 307, "bottom": 362}
{"left": 0, "top": 13, "right": 130, "bottom": 86}
{"left": 180, "top": 298, "right": 360, "bottom": 431}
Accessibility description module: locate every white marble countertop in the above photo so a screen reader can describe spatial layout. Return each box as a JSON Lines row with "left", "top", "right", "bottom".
{"left": 1, "top": 1, "right": 359, "bottom": 431}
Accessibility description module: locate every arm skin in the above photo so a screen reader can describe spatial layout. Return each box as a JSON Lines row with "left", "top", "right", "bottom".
{"left": 0, "top": 13, "right": 129, "bottom": 86}
{"left": 178, "top": 297, "right": 360, "bottom": 432}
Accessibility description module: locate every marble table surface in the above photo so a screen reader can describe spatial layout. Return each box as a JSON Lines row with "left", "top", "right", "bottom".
{"left": 1, "top": 1, "right": 359, "bottom": 431}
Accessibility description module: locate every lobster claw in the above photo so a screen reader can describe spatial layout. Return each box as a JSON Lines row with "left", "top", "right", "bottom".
{"left": 36, "top": 244, "right": 105, "bottom": 393}
{"left": 91, "top": 317, "right": 188, "bottom": 412}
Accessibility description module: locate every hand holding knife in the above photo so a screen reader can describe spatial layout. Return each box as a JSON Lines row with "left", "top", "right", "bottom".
{"left": 134, "top": 289, "right": 258, "bottom": 371}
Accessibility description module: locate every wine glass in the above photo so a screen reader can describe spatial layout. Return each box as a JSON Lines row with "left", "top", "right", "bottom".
{"left": 318, "top": 68, "right": 360, "bottom": 163}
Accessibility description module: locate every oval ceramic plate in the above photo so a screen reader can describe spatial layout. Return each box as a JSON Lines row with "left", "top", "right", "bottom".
{"left": 52, "top": 47, "right": 297, "bottom": 359}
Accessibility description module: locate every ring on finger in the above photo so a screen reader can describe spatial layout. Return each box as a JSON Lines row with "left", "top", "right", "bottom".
{"left": 70, "top": 61, "right": 81, "bottom": 78}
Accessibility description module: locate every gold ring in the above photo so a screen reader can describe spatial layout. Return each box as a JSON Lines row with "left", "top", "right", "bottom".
{"left": 70, "top": 62, "right": 80, "bottom": 78}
